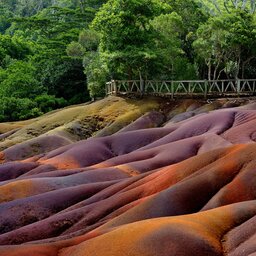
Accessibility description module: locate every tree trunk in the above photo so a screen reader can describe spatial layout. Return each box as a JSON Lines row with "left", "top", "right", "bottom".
{"left": 235, "top": 49, "right": 241, "bottom": 79}
{"left": 217, "top": 68, "right": 225, "bottom": 80}
{"left": 207, "top": 60, "right": 212, "bottom": 80}
{"left": 213, "top": 61, "right": 220, "bottom": 80}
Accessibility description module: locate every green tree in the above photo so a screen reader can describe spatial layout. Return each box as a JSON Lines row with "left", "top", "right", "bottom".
{"left": 0, "top": 5, "right": 14, "bottom": 33}
{"left": 91, "top": 0, "right": 171, "bottom": 80}
{"left": 199, "top": 0, "right": 256, "bottom": 14}
{"left": 150, "top": 13, "right": 197, "bottom": 79}
{"left": 0, "top": 97, "right": 42, "bottom": 122}
{"left": 164, "top": 0, "right": 207, "bottom": 62}
{"left": 0, "top": 34, "right": 32, "bottom": 66}
{"left": 193, "top": 10, "right": 256, "bottom": 79}
{"left": 0, "top": 60, "right": 43, "bottom": 98}
{"left": 0, "top": 0, "right": 109, "bottom": 122}
{"left": 67, "top": 29, "right": 103, "bottom": 97}
{"left": 8, "top": 5, "right": 92, "bottom": 103}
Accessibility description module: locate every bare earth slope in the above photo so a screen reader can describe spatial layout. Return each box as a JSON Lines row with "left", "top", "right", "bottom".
{"left": 1, "top": 96, "right": 256, "bottom": 255}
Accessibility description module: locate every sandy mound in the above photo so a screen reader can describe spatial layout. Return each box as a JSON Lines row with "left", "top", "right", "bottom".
{"left": 1, "top": 96, "right": 256, "bottom": 255}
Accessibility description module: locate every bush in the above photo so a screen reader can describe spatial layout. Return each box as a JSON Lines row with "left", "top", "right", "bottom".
{"left": 0, "top": 95, "right": 68, "bottom": 122}
{"left": 68, "top": 93, "right": 91, "bottom": 105}
{"left": 0, "top": 61, "right": 44, "bottom": 98}
{"left": 34, "top": 94, "right": 68, "bottom": 113}
{"left": 0, "top": 97, "right": 43, "bottom": 122}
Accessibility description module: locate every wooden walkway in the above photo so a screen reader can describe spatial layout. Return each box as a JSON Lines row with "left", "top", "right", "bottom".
{"left": 106, "top": 79, "right": 256, "bottom": 98}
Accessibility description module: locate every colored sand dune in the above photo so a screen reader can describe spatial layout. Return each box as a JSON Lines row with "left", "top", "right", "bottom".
{"left": 1, "top": 96, "right": 256, "bottom": 255}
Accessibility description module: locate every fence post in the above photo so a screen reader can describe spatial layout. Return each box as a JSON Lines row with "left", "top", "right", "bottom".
{"left": 221, "top": 81, "right": 224, "bottom": 93}
{"left": 171, "top": 81, "right": 174, "bottom": 99}
{"left": 110, "top": 80, "right": 113, "bottom": 94}
{"left": 236, "top": 79, "right": 240, "bottom": 96}
{"left": 140, "top": 78, "right": 145, "bottom": 95}
{"left": 204, "top": 80, "right": 208, "bottom": 99}
{"left": 113, "top": 80, "right": 117, "bottom": 96}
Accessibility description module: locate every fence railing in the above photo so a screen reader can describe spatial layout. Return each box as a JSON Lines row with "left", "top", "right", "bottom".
{"left": 106, "top": 79, "right": 256, "bottom": 98}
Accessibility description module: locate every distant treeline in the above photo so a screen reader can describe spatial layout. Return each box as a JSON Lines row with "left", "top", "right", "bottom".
{"left": 0, "top": 0, "right": 255, "bottom": 121}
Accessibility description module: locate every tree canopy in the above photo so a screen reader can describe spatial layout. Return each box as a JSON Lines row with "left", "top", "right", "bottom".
{"left": 0, "top": 0, "right": 255, "bottom": 121}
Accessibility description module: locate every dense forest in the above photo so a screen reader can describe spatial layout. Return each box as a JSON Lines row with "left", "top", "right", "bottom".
{"left": 0, "top": 0, "right": 255, "bottom": 121}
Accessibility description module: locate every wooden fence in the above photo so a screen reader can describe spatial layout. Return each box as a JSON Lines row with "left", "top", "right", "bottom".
{"left": 106, "top": 79, "right": 256, "bottom": 98}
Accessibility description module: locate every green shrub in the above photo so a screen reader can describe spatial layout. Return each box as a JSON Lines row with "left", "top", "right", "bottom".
{"left": 0, "top": 97, "right": 42, "bottom": 122}
{"left": 68, "top": 93, "right": 91, "bottom": 105}
{"left": 34, "top": 94, "right": 68, "bottom": 113}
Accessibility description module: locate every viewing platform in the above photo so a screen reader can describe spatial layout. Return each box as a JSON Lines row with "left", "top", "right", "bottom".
{"left": 106, "top": 79, "right": 256, "bottom": 98}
